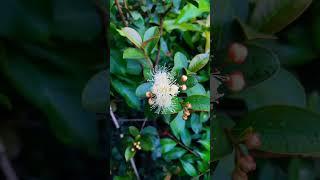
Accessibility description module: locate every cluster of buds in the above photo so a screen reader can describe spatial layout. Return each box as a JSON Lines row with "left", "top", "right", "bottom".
{"left": 180, "top": 75, "right": 188, "bottom": 91}
{"left": 182, "top": 103, "right": 192, "bottom": 120}
{"left": 244, "top": 132, "right": 261, "bottom": 150}
{"left": 232, "top": 155, "right": 256, "bottom": 180}
{"left": 226, "top": 42, "right": 248, "bottom": 92}
{"left": 232, "top": 132, "right": 261, "bottom": 180}
{"left": 131, "top": 141, "right": 141, "bottom": 152}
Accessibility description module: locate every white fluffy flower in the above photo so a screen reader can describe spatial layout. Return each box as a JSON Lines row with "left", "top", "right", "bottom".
{"left": 149, "top": 67, "right": 179, "bottom": 114}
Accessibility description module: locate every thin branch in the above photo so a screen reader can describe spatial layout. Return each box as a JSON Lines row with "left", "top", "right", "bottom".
{"left": 154, "top": 3, "right": 173, "bottom": 68}
{"left": 109, "top": 106, "right": 141, "bottom": 180}
{"left": 140, "top": 118, "right": 148, "bottom": 131}
{"left": 191, "top": 169, "right": 210, "bottom": 179}
{"left": 168, "top": 134, "right": 200, "bottom": 158}
{"left": 154, "top": 17, "right": 163, "bottom": 68}
{"left": 0, "top": 142, "right": 18, "bottom": 180}
{"left": 115, "top": 0, "right": 128, "bottom": 27}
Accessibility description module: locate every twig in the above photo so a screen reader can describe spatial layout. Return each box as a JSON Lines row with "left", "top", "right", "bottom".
{"left": 154, "top": 3, "right": 173, "bottom": 68}
{"left": 110, "top": 106, "right": 141, "bottom": 180}
{"left": 115, "top": 0, "right": 128, "bottom": 27}
{"left": 140, "top": 118, "right": 148, "bottom": 131}
{"left": 154, "top": 17, "right": 163, "bottom": 68}
{"left": 191, "top": 169, "right": 210, "bottom": 179}
{"left": 168, "top": 134, "right": 200, "bottom": 158}
{"left": 119, "top": 118, "right": 148, "bottom": 122}
{"left": 0, "top": 142, "right": 18, "bottom": 180}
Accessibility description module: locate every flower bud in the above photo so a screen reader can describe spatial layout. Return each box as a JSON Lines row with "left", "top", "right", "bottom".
{"left": 181, "top": 75, "right": 188, "bottom": 82}
{"left": 238, "top": 155, "right": 256, "bottom": 173}
{"left": 245, "top": 133, "right": 262, "bottom": 150}
{"left": 226, "top": 71, "right": 245, "bottom": 92}
{"left": 146, "top": 91, "right": 152, "bottom": 98}
{"left": 131, "top": 148, "right": 135, "bottom": 152}
{"left": 228, "top": 43, "right": 248, "bottom": 64}
{"left": 180, "top": 84, "right": 187, "bottom": 91}
{"left": 182, "top": 115, "right": 188, "bottom": 120}
{"left": 148, "top": 98, "right": 154, "bottom": 105}
{"left": 232, "top": 168, "right": 248, "bottom": 180}
{"left": 184, "top": 110, "right": 190, "bottom": 116}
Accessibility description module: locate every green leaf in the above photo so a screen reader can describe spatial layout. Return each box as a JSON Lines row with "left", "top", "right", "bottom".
{"left": 160, "top": 138, "right": 177, "bottom": 153}
{"left": 180, "top": 128, "right": 191, "bottom": 146}
{"left": 212, "top": 152, "right": 235, "bottom": 179}
{"left": 185, "top": 95, "right": 210, "bottom": 112}
{"left": 233, "top": 69, "right": 306, "bottom": 110}
{"left": 190, "top": 113, "right": 202, "bottom": 134}
{"left": 141, "top": 126, "right": 158, "bottom": 136}
{"left": 135, "top": 82, "right": 152, "bottom": 98}
{"left": 176, "top": 3, "right": 203, "bottom": 24}
{"left": 110, "top": 49, "right": 126, "bottom": 75}
{"left": 212, "top": 115, "right": 233, "bottom": 161}
{"left": 222, "top": 43, "right": 280, "bottom": 87}
{"left": 188, "top": 53, "right": 209, "bottom": 72}
{"left": 123, "top": 48, "right": 145, "bottom": 59}
{"left": 233, "top": 106, "right": 320, "bottom": 155}
{"left": 111, "top": 79, "right": 140, "bottom": 110}
{"left": 184, "top": 75, "right": 198, "bottom": 89}
{"left": 163, "top": 20, "right": 202, "bottom": 32}
{"left": 127, "top": 60, "right": 142, "bottom": 75}
{"left": 198, "top": 140, "right": 210, "bottom": 151}
{"left": 199, "top": 112, "right": 209, "bottom": 123}
{"left": 143, "top": 26, "right": 160, "bottom": 54}
{"left": 250, "top": 0, "right": 312, "bottom": 33}
{"left": 117, "top": 27, "right": 143, "bottom": 48}
{"left": 197, "top": 160, "right": 209, "bottom": 173}
{"left": 172, "top": 52, "right": 189, "bottom": 74}
{"left": 236, "top": 17, "right": 277, "bottom": 40}
{"left": 129, "top": 126, "right": 140, "bottom": 137}
{"left": 140, "top": 135, "right": 154, "bottom": 151}
{"left": 251, "top": 39, "right": 316, "bottom": 67}
{"left": 170, "top": 111, "right": 186, "bottom": 138}
{"left": 180, "top": 160, "right": 198, "bottom": 177}
{"left": 185, "top": 83, "right": 206, "bottom": 96}
{"left": 163, "top": 147, "right": 187, "bottom": 160}
{"left": 195, "top": 149, "right": 209, "bottom": 162}
{"left": 81, "top": 70, "right": 107, "bottom": 113}
{"left": 125, "top": 146, "right": 136, "bottom": 161}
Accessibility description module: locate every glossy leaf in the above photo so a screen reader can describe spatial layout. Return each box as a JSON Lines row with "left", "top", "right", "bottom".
{"left": 125, "top": 146, "right": 136, "bottom": 161}
{"left": 160, "top": 138, "right": 177, "bottom": 154}
{"left": 233, "top": 106, "right": 320, "bottom": 155}
{"left": 188, "top": 53, "right": 209, "bottom": 72}
{"left": 123, "top": 48, "right": 145, "bottom": 59}
{"left": 250, "top": 0, "right": 312, "bottom": 33}
{"left": 185, "top": 95, "right": 210, "bottom": 112}
{"left": 180, "top": 160, "right": 198, "bottom": 177}
{"left": 81, "top": 70, "right": 107, "bottom": 113}
{"left": 118, "top": 27, "right": 143, "bottom": 48}
{"left": 233, "top": 69, "right": 306, "bottom": 110}
{"left": 135, "top": 82, "right": 152, "bottom": 98}
{"left": 129, "top": 126, "right": 140, "bottom": 137}
{"left": 170, "top": 111, "right": 186, "bottom": 138}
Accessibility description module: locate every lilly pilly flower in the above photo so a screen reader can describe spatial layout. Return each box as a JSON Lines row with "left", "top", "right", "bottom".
{"left": 148, "top": 67, "right": 179, "bottom": 114}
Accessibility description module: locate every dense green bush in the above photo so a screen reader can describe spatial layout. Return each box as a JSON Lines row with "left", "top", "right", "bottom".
{"left": 110, "top": 0, "right": 210, "bottom": 179}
